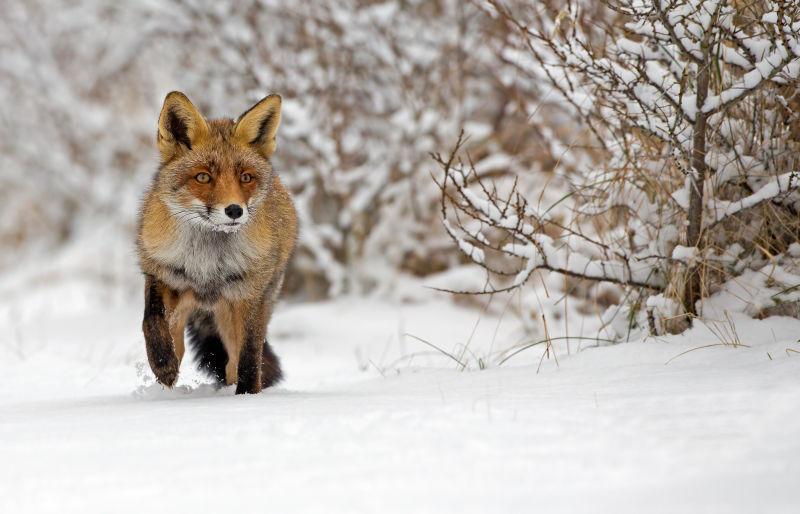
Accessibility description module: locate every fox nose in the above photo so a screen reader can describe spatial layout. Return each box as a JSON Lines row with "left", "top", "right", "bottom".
{"left": 224, "top": 204, "right": 243, "bottom": 220}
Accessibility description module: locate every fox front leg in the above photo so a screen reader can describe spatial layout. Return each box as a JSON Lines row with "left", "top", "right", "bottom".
{"left": 235, "top": 298, "right": 267, "bottom": 395}
{"left": 142, "top": 274, "right": 180, "bottom": 387}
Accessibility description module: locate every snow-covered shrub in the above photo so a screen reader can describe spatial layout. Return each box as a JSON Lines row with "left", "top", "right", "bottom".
{"left": 0, "top": 0, "right": 563, "bottom": 299}
{"left": 0, "top": 0, "right": 590, "bottom": 305}
{"left": 440, "top": 0, "right": 800, "bottom": 334}
{"left": 0, "top": 1, "right": 161, "bottom": 267}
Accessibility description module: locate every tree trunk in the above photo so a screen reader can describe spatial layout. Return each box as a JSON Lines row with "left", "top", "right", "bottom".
{"left": 683, "top": 58, "right": 711, "bottom": 319}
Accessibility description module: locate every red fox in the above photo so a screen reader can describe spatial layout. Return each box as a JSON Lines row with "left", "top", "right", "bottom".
{"left": 137, "top": 91, "right": 297, "bottom": 394}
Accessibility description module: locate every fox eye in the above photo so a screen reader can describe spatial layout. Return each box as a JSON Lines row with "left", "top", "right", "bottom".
{"left": 240, "top": 173, "right": 253, "bottom": 183}
{"left": 195, "top": 172, "right": 211, "bottom": 184}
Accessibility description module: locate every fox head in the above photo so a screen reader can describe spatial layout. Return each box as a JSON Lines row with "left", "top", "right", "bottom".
{"left": 155, "top": 91, "right": 282, "bottom": 233}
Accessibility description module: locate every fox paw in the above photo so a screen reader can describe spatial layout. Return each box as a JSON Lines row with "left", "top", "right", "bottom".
{"left": 235, "top": 378, "right": 261, "bottom": 395}
{"left": 151, "top": 353, "right": 179, "bottom": 388}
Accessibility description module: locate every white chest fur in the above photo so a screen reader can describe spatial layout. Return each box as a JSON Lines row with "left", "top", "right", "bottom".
{"left": 149, "top": 226, "right": 259, "bottom": 299}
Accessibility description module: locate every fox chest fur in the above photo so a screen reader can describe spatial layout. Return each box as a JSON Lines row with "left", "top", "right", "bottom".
{"left": 145, "top": 219, "right": 260, "bottom": 302}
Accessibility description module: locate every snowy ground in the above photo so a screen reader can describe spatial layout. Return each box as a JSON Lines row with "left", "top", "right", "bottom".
{"left": 1, "top": 282, "right": 800, "bottom": 512}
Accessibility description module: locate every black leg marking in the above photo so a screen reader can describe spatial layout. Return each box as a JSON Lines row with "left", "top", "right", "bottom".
{"left": 142, "top": 275, "right": 179, "bottom": 387}
{"left": 235, "top": 334, "right": 262, "bottom": 395}
{"left": 261, "top": 338, "right": 283, "bottom": 389}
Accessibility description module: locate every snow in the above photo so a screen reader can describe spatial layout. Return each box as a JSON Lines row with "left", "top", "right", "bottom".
{"left": 671, "top": 244, "right": 699, "bottom": 262}
{"left": 762, "top": 12, "right": 779, "bottom": 24}
{"left": 1, "top": 290, "right": 800, "bottom": 513}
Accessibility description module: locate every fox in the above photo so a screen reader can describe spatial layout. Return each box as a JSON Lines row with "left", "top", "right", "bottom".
{"left": 137, "top": 91, "right": 297, "bottom": 394}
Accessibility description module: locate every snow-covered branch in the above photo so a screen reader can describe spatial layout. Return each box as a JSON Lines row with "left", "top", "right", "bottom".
{"left": 709, "top": 171, "right": 800, "bottom": 226}
{"left": 435, "top": 136, "right": 666, "bottom": 294}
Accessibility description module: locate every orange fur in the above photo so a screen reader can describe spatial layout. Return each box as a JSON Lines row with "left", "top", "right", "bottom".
{"left": 137, "top": 92, "right": 296, "bottom": 393}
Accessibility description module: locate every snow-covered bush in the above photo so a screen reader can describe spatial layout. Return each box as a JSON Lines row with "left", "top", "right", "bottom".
{"left": 0, "top": 1, "right": 160, "bottom": 263}
{"left": 0, "top": 0, "right": 566, "bottom": 301}
{"left": 440, "top": 0, "right": 800, "bottom": 334}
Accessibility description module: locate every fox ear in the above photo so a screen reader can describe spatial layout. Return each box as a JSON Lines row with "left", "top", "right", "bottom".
{"left": 234, "top": 94, "right": 282, "bottom": 157}
{"left": 157, "top": 91, "right": 209, "bottom": 161}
